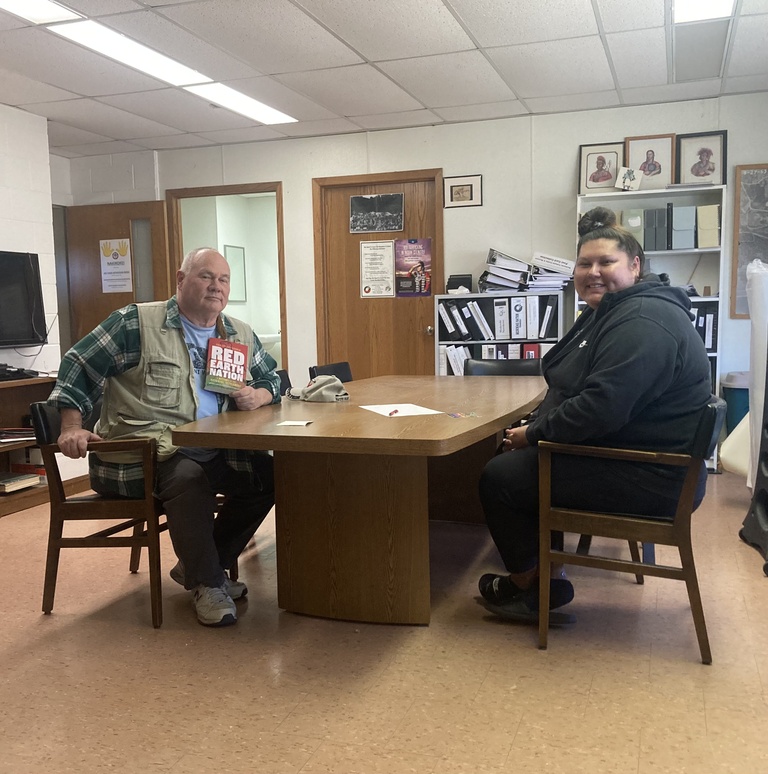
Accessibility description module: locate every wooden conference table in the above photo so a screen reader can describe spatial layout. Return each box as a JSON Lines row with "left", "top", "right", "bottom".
{"left": 173, "top": 375, "right": 545, "bottom": 625}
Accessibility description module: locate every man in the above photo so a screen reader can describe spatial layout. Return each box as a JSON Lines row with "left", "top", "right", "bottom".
{"left": 49, "top": 247, "right": 280, "bottom": 627}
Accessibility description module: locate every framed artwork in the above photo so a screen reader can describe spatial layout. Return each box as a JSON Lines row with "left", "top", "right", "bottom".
{"left": 223, "top": 244, "right": 246, "bottom": 302}
{"left": 731, "top": 164, "right": 768, "bottom": 319}
{"left": 624, "top": 134, "right": 675, "bottom": 190}
{"left": 578, "top": 142, "right": 624, "bottom": 195}
{"left": 675, "top": 130, "right": 727, "bottom": 186}
{"left": 350, "top": 193, "right": 404, "bottom": 232}
{"left": 443, "top": 175, "right": 482, "bottom": 208}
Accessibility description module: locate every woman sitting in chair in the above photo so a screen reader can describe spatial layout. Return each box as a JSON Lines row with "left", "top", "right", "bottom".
{"left": 478, "top": 207, "right": 713, "bottom": 621}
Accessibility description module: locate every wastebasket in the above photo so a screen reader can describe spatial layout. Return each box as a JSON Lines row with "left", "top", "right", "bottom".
{"left": 722, "top": 371, "right": 750, "bottom": 434}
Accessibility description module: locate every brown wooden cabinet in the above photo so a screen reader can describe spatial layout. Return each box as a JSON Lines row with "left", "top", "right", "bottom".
{"left": 0, "top": 377, "right": 89, "bottom": 517}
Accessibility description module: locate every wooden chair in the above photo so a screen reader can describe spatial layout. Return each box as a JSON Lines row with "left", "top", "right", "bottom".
{"left": 464, "top": 357, "right": 542, "bottom": 376}
{"left": 309, "top": 361, "right": 353, "bottom": 383}
{"left": 536, "top": 394, "right": 726, "bottom": 664}
{"left": 31, "top": 400, "right": 167, "bottom": 627}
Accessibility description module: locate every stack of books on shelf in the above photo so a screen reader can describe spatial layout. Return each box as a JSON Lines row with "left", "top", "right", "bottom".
{"left": 479, "top": 249, "right": 573, "bottom": 293}
{"left": 0, "top": 427, "right": 37, "bottom": 444}
{"left": 0, "top": 471, "right": 41, "bottom": 493}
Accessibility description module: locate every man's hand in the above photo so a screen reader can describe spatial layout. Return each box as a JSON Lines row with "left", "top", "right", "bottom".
{"left": 230, "top": 385, "right": 273, "bottom": 411}
{"left": 57, "top": 407, "right": 102, "bottom": 458}
{"left": 501, "top": 425, "right": 530, "bottom": 452}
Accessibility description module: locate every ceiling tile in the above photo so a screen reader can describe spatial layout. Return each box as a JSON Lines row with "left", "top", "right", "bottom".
{"left": 129, "top": 134, "right": 216, "bottom": 149}
{"left": 608, "top": 28, "right": 668, "bottom": 89}
{"left": 675, "top": 20, "right": 730, "bottom": 81}
{"left": 621, "top": 79, "right": 722, "bottom": 104}
{"left": 728, "top": 13, "right": 768, "bottom": 76}
{"left": 196, "top": 126, "right": 289, "bottom": 143}
{"left": 741, "top": 0, "right": 768, "bottom": 13}
{"left": 447, "top": 0, "right": 598, "bottom": 46}
{"left": 49, "top": 147, "right": 83, "bottom": 158}
{"left": 596, "top": 0, "right": 665, "bottom": 33}
{"left": 158, "top": 0, "right": 362, "bottom": 74}
{"left": 524, "top": 90, "right": 620, "bottom": 113}
{"left": 219, "top": 76, "right": 339, "bottom": 121}
{"left": 488, "top": 37, "right": 614, "bottom": 98}
{"left": 100, "top": 10, "right": 262, "bottom": 81}
{"left": 23, "top": 98, "right": 182, "bottom": 139}
{"left": 272, "top": 117, "right": 362, "bottom": 137}
{"left": 349, "top": 109, "right": 441, "bottom": 130}
{"left": 61, "top": 0, "right": 144, "bottom": 13}
{"left": 0, "top": 26, "right": 167, "bottom": 97}
{"left": 0, "top": 68, "right": 78, "bottom": 105}
{"left": 724, "top": 74, "right": 768, "bottom": 93}
{"left": 57, "top": 140, "right": 147, "bottom": 156}
{"left": 46, "top": 121, "right": 112, "bottom": 146}
{"left": 293, "top": 0, "right": 474, "bottom": 60}
{"left": 379, "top": 51, "right": 517, "bottom": 107}
{"left": 0, "top": 11, "right": 28, "bottom": 31}
{"left": 98, "top": 89, "right": 256, "bottom": 132}
{"left": 432, "top": 100, "right": 529, "bottom": 121}
{"left": 277, "top": 64, "right": 422, "bottom": 116}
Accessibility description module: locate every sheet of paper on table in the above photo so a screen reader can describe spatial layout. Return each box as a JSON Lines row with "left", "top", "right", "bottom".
{"left": 277, "top": 420, "right": 313, "bottom": 426}
{"left": 360, "top": 404, "right": 443, "bottom": 417}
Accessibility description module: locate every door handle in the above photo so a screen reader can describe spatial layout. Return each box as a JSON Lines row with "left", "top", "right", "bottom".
{"left": 425, "top": 325, "right": 434, "bottom": 336}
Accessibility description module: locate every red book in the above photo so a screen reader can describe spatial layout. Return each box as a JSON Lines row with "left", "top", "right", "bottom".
{"left": 522, "top": 343, "right": 540, "bottom": 359}
{"left": 203, "top": 338, "right": 248, "bottom": 394}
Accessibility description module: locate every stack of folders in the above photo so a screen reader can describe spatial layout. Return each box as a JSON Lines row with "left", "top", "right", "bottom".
{"left": 618, "top": 205, "right": 720, "bottom": 251}
{"left": 479, "top": 249, "right": 573, "bottom": 293}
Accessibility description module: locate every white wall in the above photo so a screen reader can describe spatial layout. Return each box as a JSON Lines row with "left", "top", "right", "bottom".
{"left": 0, "top": 104, "right": 59, "bottom": 374}
{"left": 66, "top": 93, "right": 768, "bottom": 381}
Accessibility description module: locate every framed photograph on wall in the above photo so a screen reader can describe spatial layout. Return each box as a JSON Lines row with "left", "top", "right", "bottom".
{"left": 443, "top": 175, "right": 482, "bottom": 208}
{"left": 578, "top": 142, "right": 624, "bottom": 195}
{"left": 223, "top": 245, "right": 246, "bottom": 302}
{"left": 624, "top": 134, "right": 675, "bottom": 190}
{"left": 675, "top": 131, "right": 727, "bottom": 186}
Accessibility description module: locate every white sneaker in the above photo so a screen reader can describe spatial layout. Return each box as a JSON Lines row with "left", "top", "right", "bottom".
{"left": 193, "top": 584, "right": 237, "bottom": 627}
{"left": 170, "top": 561, "right": 248, "bottom": 600}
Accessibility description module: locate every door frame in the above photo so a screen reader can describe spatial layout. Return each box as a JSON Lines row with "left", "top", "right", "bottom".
{"left": 166, "top": 182, "right": 288, "bottom": 367}
{"left": 312, "top": 168, "right": 443, "bottom": 365}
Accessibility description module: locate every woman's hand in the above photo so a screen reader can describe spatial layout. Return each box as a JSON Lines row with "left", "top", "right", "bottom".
{"left": 502, "top": 426, "right": 530, "bottom": 451}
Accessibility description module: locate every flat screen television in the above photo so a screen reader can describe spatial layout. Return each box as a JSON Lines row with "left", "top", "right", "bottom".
{"left": 0, "top": 251, "right": 47, "bottom": 347}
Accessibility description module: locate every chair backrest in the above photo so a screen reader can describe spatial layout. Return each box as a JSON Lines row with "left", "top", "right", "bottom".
{"left": 276, "top": 369, "right": 292, "bottom": 396}
{"left": 691, "top": 394, "right": 727, "bottom": 459}
{"left": 464, "top": 358, "right": 543, "bottom": 376}
{"left": 309, "top": 361, "right": 353, "bottom": 383}
{"left": 31, "top": 399, "right": 102, "bottom": 445}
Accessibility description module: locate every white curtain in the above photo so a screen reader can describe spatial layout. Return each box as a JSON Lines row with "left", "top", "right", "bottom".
{"left": 747, "top": 260, "right": 768, "bottom": 488}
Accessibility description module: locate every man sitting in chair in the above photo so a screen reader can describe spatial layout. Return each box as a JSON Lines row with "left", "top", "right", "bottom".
{"left": 49, "top": 247, "right": 280, "bottom": 627}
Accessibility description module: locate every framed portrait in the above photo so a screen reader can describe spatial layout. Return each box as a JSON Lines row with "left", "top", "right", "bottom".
{"left": 731, "top": 163, "right": 768, "bottom": 318}
{"left": 578, "top": 142, "right": 624, "bottom": 195}
{"left": 624, "top": 134, "right": 675, "bottom": 190}
{"left": 443, "top": 175, "right": 482, "bottom": 208}
{"left": 223, "top": 245, "right": 246, "bottom": 302}
{"left": 675, "top": 130, "right": 727, "bottom": 186}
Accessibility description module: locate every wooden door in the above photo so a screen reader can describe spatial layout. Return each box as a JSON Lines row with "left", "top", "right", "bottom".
{"left": 65, "top": 201, "right": 170, "bottom": 341}
{"left": 313, "top": 170, "right": 443, "bottom": 378}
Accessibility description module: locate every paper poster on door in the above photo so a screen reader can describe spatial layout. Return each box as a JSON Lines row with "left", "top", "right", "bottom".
{"left": 99, "top": 239, "right": 133, "bottom": 293}
{"left": 360, "top": 240, "right": 395, "bottom": 297}
{"left": 395, "top": 238, "right": 432, "bottom": 296}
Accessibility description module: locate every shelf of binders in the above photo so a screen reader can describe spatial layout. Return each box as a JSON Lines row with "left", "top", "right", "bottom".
{"left": 435, "top": 291, "right": 565, "bottom": 376}
{"left": 577, "top": 185, "right": 726, "bottom": 469}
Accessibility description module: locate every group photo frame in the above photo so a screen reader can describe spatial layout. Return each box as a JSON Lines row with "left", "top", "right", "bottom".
{"left": 676, "top": 130, "right": 728, "bottom": 186}
{"left": 578, "top": 141, "right": 624, "bottom": 195}
{"left": 624, "top": 134, "right": 675, "bottom": 190}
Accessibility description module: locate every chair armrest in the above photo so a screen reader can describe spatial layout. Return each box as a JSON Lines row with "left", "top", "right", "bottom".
{"left": 538, "top": 440, "right": 692, "bottom": 468}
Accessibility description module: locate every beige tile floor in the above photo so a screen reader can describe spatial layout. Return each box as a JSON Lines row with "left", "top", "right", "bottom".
{"left": 0, "top": 470, "right": 765, "bottom": 773}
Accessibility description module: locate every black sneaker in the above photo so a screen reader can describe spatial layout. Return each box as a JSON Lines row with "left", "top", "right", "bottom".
{"left": 478, "top": 575, "right": 576, "bottom": 625}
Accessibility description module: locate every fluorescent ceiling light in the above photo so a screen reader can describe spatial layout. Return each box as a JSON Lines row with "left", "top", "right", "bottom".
{"left": 0, "top": 0, "right": 80, "bottom": 23}
{"left": 49, "top": 20, "right": 212, "bottom": 86}
{"left": 675, "top": 0, "right": 735, "bottom": 23}
{"left": 184, "top": 83, "right": 297, "bottom": 125}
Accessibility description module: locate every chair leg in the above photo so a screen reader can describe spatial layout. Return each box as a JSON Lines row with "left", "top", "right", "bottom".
{"left": 145, "top": 517, "right": 163, "bottom": 629}
{"left": 229, "top": 559, "right": 239, "bottom": 581}
{"left": 576, "top": 534, "right": 592, "bottom": 555}
{"left": 129, "top": 522, "right": 143, "bottom": 573}
{"left": 42, "top": 516, "right": 65, "bottom": 614}
{"left": 628, "top": 541, "right": 645, "bottom": 585}
{"left": 678, "top": 539, "right": 712, "bottom": 664}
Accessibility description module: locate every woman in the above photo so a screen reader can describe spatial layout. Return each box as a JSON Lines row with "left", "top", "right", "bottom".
{"left": 477, "top": 207, "right": 712, "bottom": 620}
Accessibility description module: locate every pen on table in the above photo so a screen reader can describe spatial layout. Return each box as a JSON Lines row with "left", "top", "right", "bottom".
{"left": 389, "top": 409, "right": 399, "bottom": 416}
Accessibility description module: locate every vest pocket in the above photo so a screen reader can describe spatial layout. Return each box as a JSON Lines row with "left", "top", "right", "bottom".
{"left": 143, "top": 362, "right": 181, "bottom": 407}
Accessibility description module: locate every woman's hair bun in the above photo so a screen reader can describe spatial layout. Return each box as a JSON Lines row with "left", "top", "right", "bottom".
{"left": 578, "top": 206, "right": 617, "bottom": 237}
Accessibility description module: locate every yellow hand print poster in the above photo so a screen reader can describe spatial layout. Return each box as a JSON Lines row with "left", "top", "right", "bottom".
{"left": 99, "top": 239, "right": 133, "bottom": 293}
